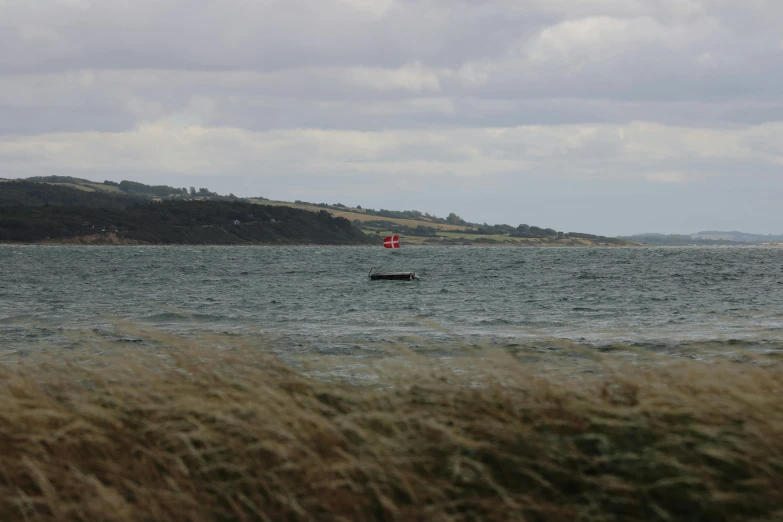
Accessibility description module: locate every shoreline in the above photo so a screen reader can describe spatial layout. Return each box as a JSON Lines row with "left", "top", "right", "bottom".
{"left": 0, "top": 241, "right": 640, "bottom": 247}
{"left": 3, "top": 241, "right": 781, "bottom": 248}
{"left": 1, "top": 234, "right": 639, "bottom": 248}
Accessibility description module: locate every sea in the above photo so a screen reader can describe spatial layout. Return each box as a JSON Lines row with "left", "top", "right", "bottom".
{"left": 2, "top": 245, "right": 783, "bottom": 364}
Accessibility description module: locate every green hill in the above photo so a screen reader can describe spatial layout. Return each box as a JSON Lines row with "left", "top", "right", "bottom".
{"left": 0, "top": 182, "right": 372, "bottom": 245}
{"left": 0, "top": 179, "right": 142, "bottom": 208}
{"left": 23, "top": 176, "right": 234, "bottom": 200}
{"left": 3, "top": 176, "right": 637, "bottom": 247}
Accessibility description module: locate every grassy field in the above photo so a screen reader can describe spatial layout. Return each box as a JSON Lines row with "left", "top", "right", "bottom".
{"left": 361, "top": 229, "right": 609, "bottom": 246}
{"left": 253, "top": 201, "right": 636, "bottom": 247}
{"left": 47, "top": 182, "right": 97, "bottom": 192}
{"left": 253, "top": 199, "right": 471, "bottom": 231}
{"left": 39, "top": 181, "right": 123, "bottom": 193}
{"left": 1, "top": 329, "right": 782, "bottom": 522}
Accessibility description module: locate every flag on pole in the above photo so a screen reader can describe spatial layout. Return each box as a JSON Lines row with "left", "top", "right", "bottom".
{"left": 383, "top": 235, "right": 401, "bottom": 249}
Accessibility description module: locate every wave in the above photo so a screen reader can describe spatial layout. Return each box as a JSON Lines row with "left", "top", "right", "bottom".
{"left": 478, "top": 318, "right": 513, "bottom": 325}
{"left": 139, "top": 312, "right": 238, "bottom": 323}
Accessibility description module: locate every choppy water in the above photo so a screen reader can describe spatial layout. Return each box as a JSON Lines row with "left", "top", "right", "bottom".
{"left": 2, "top": 246, "right": 783, "bottom": 359}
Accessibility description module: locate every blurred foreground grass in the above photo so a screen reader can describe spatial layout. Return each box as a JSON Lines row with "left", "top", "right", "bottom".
{"left": 1, "top": 328, "right": 782, "bottom": 521}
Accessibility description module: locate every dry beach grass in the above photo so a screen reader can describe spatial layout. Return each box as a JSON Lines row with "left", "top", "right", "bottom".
{"left": 1, "top": 331, "right": 782, "bottom": 522}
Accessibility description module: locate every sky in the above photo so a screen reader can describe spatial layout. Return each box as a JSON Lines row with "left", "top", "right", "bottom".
{"left": 1, "top": 0, "right": 782, "bottom": 236}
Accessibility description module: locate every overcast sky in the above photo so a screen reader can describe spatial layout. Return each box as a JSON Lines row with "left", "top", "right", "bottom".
{"left": 1, "top": 0, "right": 782, "bottom": 235}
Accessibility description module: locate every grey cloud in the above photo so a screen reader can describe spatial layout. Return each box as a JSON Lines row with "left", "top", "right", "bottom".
{"left": 0, "top": 105, "right": 133, "bottom": 135}
{"left": 1, "top": 0, "right": 534, "bottom": 73}
{"left": 1, "top": 0, "right": 783, "bottom": 234}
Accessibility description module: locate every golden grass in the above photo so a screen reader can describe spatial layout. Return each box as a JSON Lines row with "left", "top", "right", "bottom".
{"left": 253, "top": 200, "right": 470, "bottom": 232}
{"left": 46, "top": 182, "right": 96, "bottom": 192}
{"left": 44, "top": 182, "right": 122, "bottom": 193}
{"left": 39, "top": 182, "right": 128, "bottom": 194}
{"left": 249, "top": 201, "right": 627, "bottom": 246}
{"left": 1, "top": 333, "right": 782, "bottom": 521}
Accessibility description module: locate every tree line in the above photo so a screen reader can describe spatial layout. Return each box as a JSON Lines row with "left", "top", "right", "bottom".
{"left": 0, "top": 183, "right": 373, "bottom": 245}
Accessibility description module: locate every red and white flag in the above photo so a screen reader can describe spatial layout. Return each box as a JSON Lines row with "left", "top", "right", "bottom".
{"left": 383, "top": 235, "right": 401, "bottom": 249}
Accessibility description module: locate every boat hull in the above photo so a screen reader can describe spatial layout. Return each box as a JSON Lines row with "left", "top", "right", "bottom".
{"left": 370, "top": 272, "right": 415, "bottom": 281}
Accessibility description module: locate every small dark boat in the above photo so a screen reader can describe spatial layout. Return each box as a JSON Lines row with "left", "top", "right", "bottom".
{"left": 369, "top": 268, "right": 415, "bottom": 281}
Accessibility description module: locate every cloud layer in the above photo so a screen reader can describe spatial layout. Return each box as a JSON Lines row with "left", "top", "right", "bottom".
{"left": 1, "top": 0, "right": 782, "bottom": 234}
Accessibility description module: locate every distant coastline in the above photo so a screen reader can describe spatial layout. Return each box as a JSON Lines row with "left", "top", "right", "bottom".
{"left": 1, "top": 177, "right": 638, "bottom": 247}
{"left": 0, "top": 235, "right": 639, "bottom": 247}
{"left": 5, "top": 241, "right": 781, "bottom": 248}
{"left": 620, "top": 231, "right": 783, "bottom": 247}
{"left": 12, "top": 175, "right": 779, "bottom": 247}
